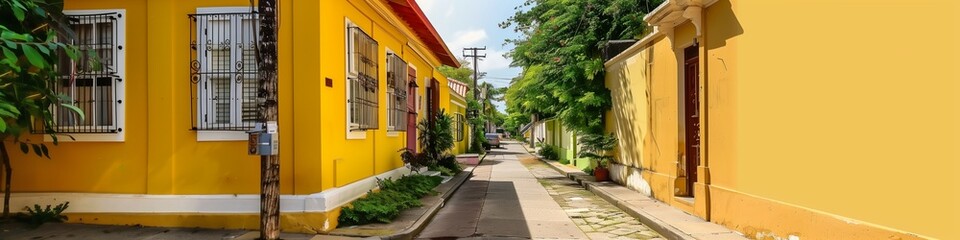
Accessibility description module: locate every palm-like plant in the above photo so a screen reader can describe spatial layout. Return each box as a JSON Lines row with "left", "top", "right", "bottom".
{"left": 401, "top": 109, "right": 455, "bottom": 170}
{"left": 418, "top": 109, "right": 454, "bottom": 162}
{"left": 578, "top": 133, "right": 617, "bottom": 168}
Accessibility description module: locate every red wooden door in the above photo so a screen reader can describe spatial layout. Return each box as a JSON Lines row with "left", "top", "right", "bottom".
{"left": 406, "top": 67, "right": 418, "bottom": 152}
{"left": 683, "top": 45, "right": 700, "bottom": 196}
{"left": 430, "top": 78, "right": 441, "bottom": 119}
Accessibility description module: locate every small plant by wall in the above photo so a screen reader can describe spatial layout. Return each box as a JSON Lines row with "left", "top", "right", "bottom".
{"left": 401, "top": 109, "right": 464, "bottom": 176}
{"left": 15, "top": 202, "right": 70, "bottom": 227}
{"left": 537, "top": 144, "right": 560, "bottom": 160}
{"left": 338, "top": 175, "right": 443, "bottom": 226}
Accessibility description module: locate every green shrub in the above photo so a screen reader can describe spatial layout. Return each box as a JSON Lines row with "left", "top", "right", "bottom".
{"left": 432, "top": 166, "right": 454, "bottom": 176}
{"left": 468, "top": 127, "right": 486, "bottom": 154}
{"left": 578, "top": 133, "right": 618, "bottom": 168}
{"left": 436, "top": 154, "right": 462, "bottom": 175}
{"left": 338, "top": 175, "right": 443, "bottom": 226}
{"left": 537, "top": 144, "right": 559, "bottom": 160}
{"left": 558, "top": 158, "right": 570, "bottom": 165}
{"left": 16, "top": 202, "right": 69, "bottom": 227}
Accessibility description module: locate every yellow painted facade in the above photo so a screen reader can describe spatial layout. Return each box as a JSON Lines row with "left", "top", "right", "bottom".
{"left": 605, "top": 0, "right": 959, "bottom": 239}
{"left": 1, "top": 0, "right": 462, "bottom": 232}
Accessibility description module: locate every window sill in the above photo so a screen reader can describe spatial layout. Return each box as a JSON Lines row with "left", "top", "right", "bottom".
{"left": 197, "top": 131, "right": 248, "bottom": 142}
{"left": 44, "top": 132, "right": 125, "bottom": 142}
{"left": 346, "top": 130, "right": 367, "bottom": 140}
{"left": 387, "top": 131, "right": 401, "bottom": 137}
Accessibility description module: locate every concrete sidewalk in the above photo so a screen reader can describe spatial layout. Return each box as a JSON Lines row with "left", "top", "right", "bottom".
{"left": 531, "top": 146, "right": 749, "bottom": 240}
{"left": 0, "top": 221, "right": 349, "bottom": 240}
{"left": 417, "top": 141, "right": 588, "bottom": 239}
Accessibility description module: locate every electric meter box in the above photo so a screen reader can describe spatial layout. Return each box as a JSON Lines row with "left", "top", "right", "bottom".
{"left": 248, "top": 121, "right": 279, "bottom": 156}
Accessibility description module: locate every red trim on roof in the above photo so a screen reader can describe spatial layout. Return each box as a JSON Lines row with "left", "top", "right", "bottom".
{"left": 447, "top": 78, "right": 470, "bottom": 98}
{"left": 386, "top": 0, "right": 461, "bottom": 68}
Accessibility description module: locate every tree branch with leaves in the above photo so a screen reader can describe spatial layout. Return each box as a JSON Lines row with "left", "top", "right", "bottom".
{"left": 0, "top": 0, "right": 85, "bottom": 217}
{"left": 501, "top": 0, "right": 662, "bottom": 134}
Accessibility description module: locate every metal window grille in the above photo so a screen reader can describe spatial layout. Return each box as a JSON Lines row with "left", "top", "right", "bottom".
{"left": 347, "top": 26, "right": 379, "bottom": 131}
{"left": 52, "top": 12, "right": 123, "bottom": 134}
{"left": 188, "top": 11, "right": 260, "bottom": 131}
{"left": 454, "top": 113, "right": 465, "bottom": 142}
{"left": 386, "top": 53, "right": 408, "bottom": 131}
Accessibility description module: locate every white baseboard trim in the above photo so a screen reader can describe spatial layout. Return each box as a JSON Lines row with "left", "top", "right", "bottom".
{"left": 8, "top": 166, "right": 416, "bottom": 214}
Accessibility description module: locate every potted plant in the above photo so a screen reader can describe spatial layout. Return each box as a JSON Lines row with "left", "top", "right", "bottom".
{"left": 578, "top": 133, "right": 617, "bottom": 182}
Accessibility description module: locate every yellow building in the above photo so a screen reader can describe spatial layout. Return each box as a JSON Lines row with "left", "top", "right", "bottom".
{"left": 447, "top": 78, "right": 470, "bottom": 155}
{"left": 3, "top": 0, "right": 465, "bottom": 233}
{"left": 604, "top": 0, "right": 959, "bottom": 239}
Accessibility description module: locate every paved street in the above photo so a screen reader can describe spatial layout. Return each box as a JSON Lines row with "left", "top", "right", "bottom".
{"left": 416, "top": 141, "right": 662, "bottom": 239}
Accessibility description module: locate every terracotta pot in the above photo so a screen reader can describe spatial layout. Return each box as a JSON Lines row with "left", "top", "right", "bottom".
{"left": 593, "top": 166, "right": 610, "bottom": 182}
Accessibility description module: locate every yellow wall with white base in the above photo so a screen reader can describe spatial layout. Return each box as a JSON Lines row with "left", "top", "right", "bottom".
{"left": 606, "top": 0, "right": 959, "bottom": 239}
{"left": 2, "top": 0, "right": 459, "bottom": 232}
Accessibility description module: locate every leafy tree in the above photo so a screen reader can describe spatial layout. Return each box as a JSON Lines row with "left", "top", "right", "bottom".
{"left": 437, "top": 59, "right": 476, "bottom": 84}
{"left": 501, "top": 0, "right": 661, "bottom": 134}
{"left": 0, "top": 0, "right": 84, "bottom": 217}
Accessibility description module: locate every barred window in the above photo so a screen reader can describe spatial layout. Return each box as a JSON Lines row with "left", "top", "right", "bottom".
{"left": 189, "top": 9, "right": 259, "bottom": 131}
{"left": 347, "top": 25, "right": 379, "bottom": 131}
{"left": 54, "top": 11, "right": 125, "bottom": 135}
{"left": 386, "top": 53, "right": 408, "bottom": 131}
{"left": 454, "top": 113, "right": 466, "bottom": 142}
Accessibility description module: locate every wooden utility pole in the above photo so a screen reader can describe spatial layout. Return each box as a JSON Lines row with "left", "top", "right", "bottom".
{"left": 257, "top": 0, "right": 280, "bottom": 239}
{"left": 462, "top": 47, "right": 486, "bottom": 101}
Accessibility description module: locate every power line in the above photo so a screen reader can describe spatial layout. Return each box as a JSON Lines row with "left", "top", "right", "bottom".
{"left": 463, "top": 47, "right": 486, "bottom": 100}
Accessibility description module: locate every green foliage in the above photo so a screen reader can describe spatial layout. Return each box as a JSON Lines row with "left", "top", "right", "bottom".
{"left": 431, "top": 165, "right": 454, "bottom": 176}
{"left": 558, "top": 157, "right": 570, "bottom": 165}
{"left": 435, "top": 154, "right": 462, "bottom": 176}
{"left": 466, "top": 98, "right": 487, "bottom": 154}
{"left": 16, "top": 201, "right": 69, "bottom": 227}
{"left": 437, "top": 59, "right": 476, "bottom": 84}
{"left": 537, "top": 144, "right": 560, "bottom": 160}
{"left": 578, "top": 133, "right": 617, "bottom": 167}
{"left": 398, "top": 148, "right": 430, "bottom": 172}
{"left": 502, "top": 0, "right": 662, "bottom": 134}
{"left": 418, "top": 109, "right": 455, "bottom": 163}
{"left": 0, "top": 0, "right": 86, "bottom": 140}
{"left": 1, "top": 0, "right": 87, "bottom": 217}
{"left": 338, "top": 175, "right": 443, "bottom": 226}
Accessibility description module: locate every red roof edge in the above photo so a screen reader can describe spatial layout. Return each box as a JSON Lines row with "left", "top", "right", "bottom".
{"left": 388, "top": 0, "right": 461, "bottom": 68}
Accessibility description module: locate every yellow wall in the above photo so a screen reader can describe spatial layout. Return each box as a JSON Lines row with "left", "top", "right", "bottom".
{"left": 449, "top": 96, "right": 469, "bottom": 155}
{"left": 8, "top": 0, "right": 457, "bottom": 197}
{"left": 606, "top": 0, "right": 959, "bottom": 238}
{"left": 317, "top": 0, "right": 454, "bottom": 189}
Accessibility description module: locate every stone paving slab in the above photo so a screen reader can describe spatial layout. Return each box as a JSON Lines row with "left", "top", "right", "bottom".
{"left": 527, "top": 143, "right": 749, "bottom": 240}
{"left": 522, "top": 155, "right": 665, "bottom": 240}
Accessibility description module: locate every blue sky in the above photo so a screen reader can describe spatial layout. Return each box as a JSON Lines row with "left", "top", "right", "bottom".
{"left": 415, "top": 0, "right": 525, "bottom": 111}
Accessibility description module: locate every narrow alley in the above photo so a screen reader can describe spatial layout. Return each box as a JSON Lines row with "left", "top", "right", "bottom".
{"left": 416, "top": 141, "right": 663, "bottom": 240}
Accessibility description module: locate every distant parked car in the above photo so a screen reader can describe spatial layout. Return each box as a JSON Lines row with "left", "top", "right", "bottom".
{"left": 485, "top": 133, "right": 501, "bottom": 149}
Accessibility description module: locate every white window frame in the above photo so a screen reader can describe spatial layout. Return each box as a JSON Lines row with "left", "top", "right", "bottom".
{"left": 46, "top": 9, "right": 127, "bottom": 142}
{"left": 386, "top": 48, "right": 411, "bottom": 135}
{"left": 345, "top": 18, "right": 380, "bottom": 140}
{"left": 386, "top": 48, "right": 399, "bottom": 137}
{"left": 194, "top": 7, "right": 259, "bottom": 142}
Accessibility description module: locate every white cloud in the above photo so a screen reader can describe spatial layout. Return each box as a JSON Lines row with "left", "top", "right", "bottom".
{"left": 448, "top": 29, "right": 489, "bottom": 53}
{"left": 444, "top": 6, "right": 455, "bottom": 17}
{"left": 478, "top": 49, "right": 512, "bottom": 71}
{"left": 415, "top": 0, "right": 437, "bottom": 12}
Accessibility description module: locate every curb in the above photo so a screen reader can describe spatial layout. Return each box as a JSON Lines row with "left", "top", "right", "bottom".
{"left": 377, "top": 164, "right": 477, "bottom": 240}
{"left": 521, "top": 144, "right": 695, "bottom": 240}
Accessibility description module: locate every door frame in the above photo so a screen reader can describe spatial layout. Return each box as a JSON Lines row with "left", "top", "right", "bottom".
{"left": 406, "top": 66, "right": 418, "bottom": 153}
